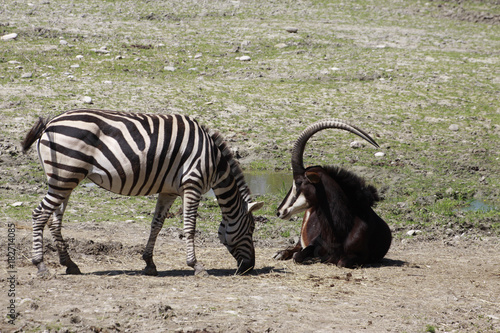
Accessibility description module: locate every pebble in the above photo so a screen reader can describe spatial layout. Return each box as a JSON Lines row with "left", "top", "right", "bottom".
{"left": 12, "top": 202, "right": 23, "bottom": 207}
{"left": 70, "top": 64, "right": 80, "bottom": 68}
{"left": 449, "top": 124, "right": 459, "bottom": 131}
{"left": 406, "top": 230, "right": 422, "bottom": 236}
{"left": 350, "top": 141, "right": 363, "bottom": 149}
{"left": 21, "top": 72, "right": 33, "bottom": 78}
{"left": 374, "top": 152, "right": 385, "bottom": 157}
{"left": 194, "top": 53, "right": 202, "bottom": 59}
{"left": 8, "top": 60, "right": 21, "bottom": 64}
{"left": 59, "top": 40, "right": 68, "bottom": 45}
{"left": 238, "top": 55, "right": 251, "bottom": 61}
{"left": 164, "top": 66, "right": 175, "bottom": 72}
{"left": 82, "top": 96, "right": 93, "bottom": 104}
{"left": 285, "top": 27, "right": 298, "bottom": 33}
{"left": 76, "top": 55, "right": 84, "bottom": 60}
{"left": 1, "top": 33, "right": 18, "bottom": 41}
{"left": 274, "top": 43, "right": 288, "bottom": 49}
{"left": 91, "top": 48, "right": 110, "bottom": 54}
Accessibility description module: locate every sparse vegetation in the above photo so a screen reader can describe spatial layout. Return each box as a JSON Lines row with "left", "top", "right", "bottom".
{"left": 1, "top": 0, "right": 499, "bottom": 332}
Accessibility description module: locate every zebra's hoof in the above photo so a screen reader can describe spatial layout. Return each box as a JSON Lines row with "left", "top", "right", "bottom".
{"left": 36, "top": 262, "right": 50, "bottom": 277}
{"left": 143, "top": 265, "right": 158, "bottom": 276}
{"left": 193, "top": 263, "right": 208, "bottom": 276}
{"left": 194, "top": 268, "right": 209, "bottom": 277}
{"left": 66, "top": 263, "right": 82, "bottom": 275}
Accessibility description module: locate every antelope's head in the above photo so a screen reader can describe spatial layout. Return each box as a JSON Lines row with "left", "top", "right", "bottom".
{"left": 277, "top": 120, "right": 379, "bottom": 220}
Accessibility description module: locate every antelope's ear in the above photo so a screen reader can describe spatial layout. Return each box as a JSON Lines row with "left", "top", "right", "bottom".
{"left": 305, "top": 171, "right": 321, "bottom": 184}
{"left": 248, "top": 201, "right": 264, "bottom": 213}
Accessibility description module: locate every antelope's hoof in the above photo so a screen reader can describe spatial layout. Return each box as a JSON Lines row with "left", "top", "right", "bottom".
{"left": 143, "top": 265, "right": 158, "bottom": 276}
{"left": 292, "top": 252, "right": 306, "bottom": 264}
{"left": 273, "top": 251, "right": 292, "bottom": 261}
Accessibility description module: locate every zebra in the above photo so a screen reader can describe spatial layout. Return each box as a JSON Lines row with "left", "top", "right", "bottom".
{"left": 21, "top": 109, "right": 264, "bottom": 276}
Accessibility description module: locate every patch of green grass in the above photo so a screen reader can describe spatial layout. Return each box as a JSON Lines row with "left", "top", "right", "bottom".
{"left": 2, "top": 0, "right": 499, "bottom": 238}
{"left": 425, "top": 324, "right": 436, "bottom": 333}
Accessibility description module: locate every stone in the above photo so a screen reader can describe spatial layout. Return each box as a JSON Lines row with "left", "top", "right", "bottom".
{"left": 285, "top": 27, "right": 298, "bottom": 33}
{"left": 91, "top": 48, "right": 110, "bottom": 54}
{"left": 406, "top": 230, "right": 421, "bottom": 236}
{"left": 1, "top": 33, "right": 18, "bottom": 41}
{"left": 164, "top": 66, "right": 175, "bottom": 72}
{"left": 82, "top": 96, "right": 93, "bottom": 104}
{"left": 238, "top": 55, "right": 251, "bottom": 61}
{"left": 350, "top": 141, "right": 363, "bottom": 149}
{"left": 449, "top": 124, "right": 459, "bottom": 131}
{"left": 21, "top": 72, "right": 33, "bottom": 78}
{"left": 375, "top": 152, "right": 385, "bottom": 157}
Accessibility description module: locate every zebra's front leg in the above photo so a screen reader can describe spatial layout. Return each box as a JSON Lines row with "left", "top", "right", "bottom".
{"left": 143, "top": 194, "right": 177, "bottom": 276}
{"left": 48, "top": 200, "right": 81, "bottom": 275}
{"left": 182, "top": 190, "right": 207, "bottom": 276}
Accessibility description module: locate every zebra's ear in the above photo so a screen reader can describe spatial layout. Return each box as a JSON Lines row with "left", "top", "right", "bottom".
{"left": 248, "top": 201, "right": 264, "bottom": 213}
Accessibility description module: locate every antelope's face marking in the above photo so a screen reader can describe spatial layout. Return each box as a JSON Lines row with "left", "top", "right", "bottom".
{"left": 277, "top": 178, "right": 311, "bottom": 220}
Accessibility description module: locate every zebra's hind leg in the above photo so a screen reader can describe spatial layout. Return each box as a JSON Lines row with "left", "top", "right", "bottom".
{"left": 143, "top": 193, "right": 177, "bottom": 276}
{"left": 32, "top": 189, "right": 80, "bottom": 276}
{"left": 32, "top": 204, "right": 53, "bottom": 276}
{"left": 48, "top": 197, "right": 81, "bottom": 275}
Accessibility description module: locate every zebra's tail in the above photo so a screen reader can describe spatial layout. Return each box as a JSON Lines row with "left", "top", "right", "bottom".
{"left": 21, "top": 116, "right": 48, "bottom": 153}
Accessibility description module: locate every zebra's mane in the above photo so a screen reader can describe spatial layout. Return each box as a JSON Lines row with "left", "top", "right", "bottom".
{"left": 208, "top": 128, "right": 252, "bottom": 204}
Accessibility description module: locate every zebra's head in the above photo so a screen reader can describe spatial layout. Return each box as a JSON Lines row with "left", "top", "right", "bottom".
{"left": 218, "top": 201, "right": 264, "bottom": 275}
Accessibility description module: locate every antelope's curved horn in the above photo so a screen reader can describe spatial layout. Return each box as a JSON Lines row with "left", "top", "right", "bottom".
{"left": 291, "top": 119, "right": 379, "bottom": 175}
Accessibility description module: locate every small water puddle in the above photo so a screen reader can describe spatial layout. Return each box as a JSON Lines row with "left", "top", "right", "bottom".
{"left": 83, "top": 172, "right": 293, "bottom": 197}
{"left": 244, "top": 171, "right": 292, "bottom": 195}
{"left": 205, "top": 171, "right": 292, "bottom": 197}
{"left": 461, "top": 200, "right": 497, "bottom": 212}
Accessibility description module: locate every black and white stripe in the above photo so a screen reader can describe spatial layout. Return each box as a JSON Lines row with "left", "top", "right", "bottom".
{"left": 22, "top": 109, "right": 263, "bottom": 275}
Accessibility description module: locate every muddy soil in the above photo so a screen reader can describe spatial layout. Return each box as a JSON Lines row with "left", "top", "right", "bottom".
{"left": 2, "top": 218, "right": 500, "bottom": 333}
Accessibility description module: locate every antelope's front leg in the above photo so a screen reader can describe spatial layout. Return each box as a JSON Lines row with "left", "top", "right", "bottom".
{"left": 273, "top": 241, "right": 302, "bottom": 261}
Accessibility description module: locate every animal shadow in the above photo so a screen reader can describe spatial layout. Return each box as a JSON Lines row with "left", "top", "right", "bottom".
{"left": 90, "top": 266, "right": 285, "bottom": 277}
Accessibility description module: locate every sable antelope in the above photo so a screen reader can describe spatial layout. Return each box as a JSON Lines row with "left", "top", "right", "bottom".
{"left": 274, "top": 120, "right": 391, "bottom": 268}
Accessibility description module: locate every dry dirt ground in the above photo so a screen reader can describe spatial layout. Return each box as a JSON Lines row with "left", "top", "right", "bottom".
{"left": 2, "top": 219, "right": 499, "bottom": 333}
{"left": 1, "top": 1, "right": 500, "bottom": 332}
